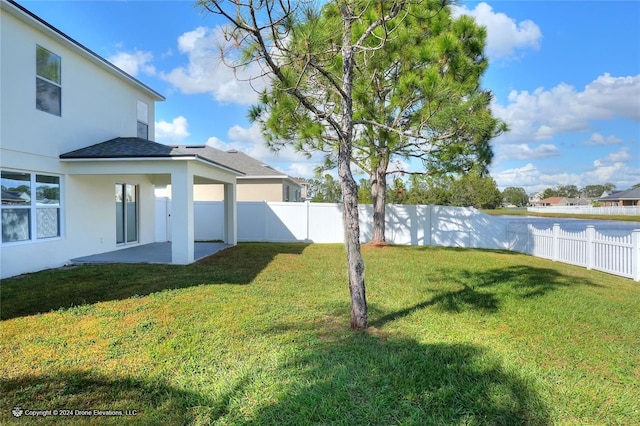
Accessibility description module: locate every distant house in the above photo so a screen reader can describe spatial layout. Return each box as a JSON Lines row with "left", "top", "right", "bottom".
{"left": 293, "top": 178, "right": 311, "bottom": 201}
{"left": 535, "top": 197, "right": 590, "bottom": 207}
{"left": 163, "top": 149, "right": 303, "bottom": 203}
{"left": 528, "top": 192, "right": 543, "bottom": 206}
{"left": 598, "top": 187, "right": 640, "bottom": 207}
{"left": 1, "top": 0, "right": 240, "bottom": 278}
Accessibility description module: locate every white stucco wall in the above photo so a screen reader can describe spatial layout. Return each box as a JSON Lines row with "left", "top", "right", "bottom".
{"left": 0, "top": 3, "right": 165, "bottom": 278}
{"left": 1, "top": 4, "right": 159, "bottom": 158}
{"left": 0, "top": 174, "right": 157, "bottom": 278}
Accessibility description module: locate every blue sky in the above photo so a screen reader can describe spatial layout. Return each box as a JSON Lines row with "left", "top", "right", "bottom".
{"left": 19, "top": 0, "right": 640, "bottom": 194}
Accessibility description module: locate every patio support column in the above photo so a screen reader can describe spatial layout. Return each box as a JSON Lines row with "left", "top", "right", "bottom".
{"left": 224, "top": 182, "right": 237, "bottom": 245}
{"left": 171, "top": 167, "right": 194, "bottom": 264}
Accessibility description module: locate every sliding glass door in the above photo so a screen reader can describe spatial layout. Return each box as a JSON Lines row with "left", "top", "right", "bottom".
{"left": 115, "top": 184, "right": 138, "bottom": 244}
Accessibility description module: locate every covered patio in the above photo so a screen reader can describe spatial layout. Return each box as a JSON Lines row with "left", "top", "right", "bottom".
{"left": 60, "top": 138, "right": 242, "bottom": 266}
{"left": 70, "top": 242, "right": 232, "bottom": 265}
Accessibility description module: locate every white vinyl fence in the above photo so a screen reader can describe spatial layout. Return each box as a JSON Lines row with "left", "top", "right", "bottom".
{"left": 528, "top": 206, "right": 640, "bottom": 216}
{"left": 507, "top": 224, "right": 640, "bottom": 281}
{"left": 155, "top": 199, "right": 640, "bottom": 281}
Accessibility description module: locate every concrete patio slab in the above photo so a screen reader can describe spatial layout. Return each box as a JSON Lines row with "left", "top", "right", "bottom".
{"left": 70, "top": 242, "right": 232, "bottom": 265}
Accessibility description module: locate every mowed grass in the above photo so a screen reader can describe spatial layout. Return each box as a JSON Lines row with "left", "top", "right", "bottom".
{"left": 1, "top": 243, "right": 639, "bottom": 425}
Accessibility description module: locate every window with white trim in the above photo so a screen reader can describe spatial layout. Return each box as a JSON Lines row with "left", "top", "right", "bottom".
{"left": 1, "top": 171, "right": 61, "bottom": 243}
{"left": 36, "top": 45, "right": 61, "bottom": 116}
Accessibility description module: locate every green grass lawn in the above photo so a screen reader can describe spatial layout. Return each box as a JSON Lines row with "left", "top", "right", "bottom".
{"left": 1, "top": 243, "right": 639, "bottom": 425}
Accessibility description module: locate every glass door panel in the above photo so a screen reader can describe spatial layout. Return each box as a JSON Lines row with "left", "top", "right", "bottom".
{"left": 116, "top": 184, "right": 137, "bottom": 244}
{"left": 126, "top": 185, "right": 137, "bottom": 243}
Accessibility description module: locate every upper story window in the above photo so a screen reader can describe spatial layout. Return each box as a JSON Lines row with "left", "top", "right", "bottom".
{"left": 137, "top": 100, "right": 149, "bottom": 139}
{"left": 36, "top": 45, "right": 62, "bottom": 116}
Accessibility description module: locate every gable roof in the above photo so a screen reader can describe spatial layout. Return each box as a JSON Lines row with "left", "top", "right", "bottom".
{"left": 538, "top": 197, "right": 566, "bottom": 204}
{"left": 2, "top": 0, "right": 164, "bottom": 101}
{"left": 213, "top": 150, "right": 288, "bottom": 178}
{"left": 60, "top": 139, "right": 306, "bottom": 186}
{"left": 599, "top": 187, "right": 640, "bottom": 201}
{"left": 60, "top": 138, "right": 244, "bottom": 175}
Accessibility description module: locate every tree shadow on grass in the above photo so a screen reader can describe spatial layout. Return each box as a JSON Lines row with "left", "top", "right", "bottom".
{"left": 240, "top": 323, "right": 551, "bottom": 425}
{"left": 0, "top": 331, "right": 551, "bottom": 425}
{"left": 0, "top": 369, "right": 223, "bottom": 425}
{"left": 373, "top": 263, "right": 601, "bottom": 328}
{"left": 0, "top": 243, "right": 309, "bottom": 320}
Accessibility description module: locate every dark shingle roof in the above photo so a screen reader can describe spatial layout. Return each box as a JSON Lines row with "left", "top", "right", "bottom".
{"left": 60, "top": 138, "right": 297, "bottom": 179}
{"left": 599, "top": 187, "right": 640, "bottom": 201}
{"left": 212, "top": 150, "right": 287, "bottom": 177}
{"left": 60, "top": 138, "right": 244, "bottom": 174}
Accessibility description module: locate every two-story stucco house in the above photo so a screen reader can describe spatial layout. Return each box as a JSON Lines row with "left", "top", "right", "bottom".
{"left": 1, "top": 0, "right": 239, "bottom": 278}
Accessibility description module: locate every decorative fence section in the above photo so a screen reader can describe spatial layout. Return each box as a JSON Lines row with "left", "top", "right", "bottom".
{"left": 507, "top": 224, "right": 640, "bottom": 281}
{"left": 528, "top": 206, "right": 640, "bottom": 216}
{"left": 592, "top": 231, "right": 638, "bottom": 280}
{"left": 154, "top": 198, "right": 640, "bottom": 281}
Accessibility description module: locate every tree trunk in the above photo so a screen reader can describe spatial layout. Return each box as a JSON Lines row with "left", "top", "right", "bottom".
{"left": 340, "top": 1, "right": 367, "bottom": 330}
{"left": 370, "top": 159, "right": 388, "bottom": 243}
{"left": 339, "top": 147, "right": 367, "bottom": 330}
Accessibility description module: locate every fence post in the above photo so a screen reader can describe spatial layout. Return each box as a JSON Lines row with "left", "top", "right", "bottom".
{"left": 586, "top": 225, "right": 595, "bottom": 270}
{"left": 306, "top": 200, "right": 310, "bottom": 241}
{"left": 427, "top": 204, "right": 434, "bottom": 246}
{"left": 263, "top": 201, "right": 268, "bottom": 242}
{"left": 552, "top": 224, "right": 560, "bottom": 261}
{"left": 633, "top": 229, "right": 640, "bottom": 282}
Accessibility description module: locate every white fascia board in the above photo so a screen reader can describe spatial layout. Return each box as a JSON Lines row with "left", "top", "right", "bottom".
{"left": 60, "top": 156, "right": 244, "bottom": 176}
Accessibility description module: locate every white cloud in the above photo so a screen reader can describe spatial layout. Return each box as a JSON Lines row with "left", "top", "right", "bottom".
{"left": 108, "top": 50, "right": 155, "bottom": 77}
{"left": 155, "top": 116, "right": 190, "bottom": 145}
{"left": 583, "top": 133, "right": 622, "bottom": 146}
{"left": 582, "top": 148, "right": 639, "bottom": 188}
{"left": 495, "top": 143, "right": 560, "bottom": 163}
{"left": 206, "top": 122, "right": 322, "bottom": 178}
{"left": 451, "top": 2, "right": 542, "bottom": 59}
{"left": 493, "top": 73, "right": 640, "bottom": 144}
{"left": 493, "top": 147, "right": 640, "bottom": 193}
{"left": 494, "top": 164, "right": 586, "bottom": 193}
{"left": 160, "top": 26, "right": 267, "bottom": 105}
{"left": 492, "top": 163, "right": 541, "bottom": 191}
{"left": 593, "top": 147, "right": 631, "bottom": 166}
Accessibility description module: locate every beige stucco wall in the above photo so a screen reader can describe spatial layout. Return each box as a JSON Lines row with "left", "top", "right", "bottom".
{"left": 191, "top": 182, "right": 282, "bottom": 202}
{"left": 169, "top": 178, "right": 302, "bottom": 202}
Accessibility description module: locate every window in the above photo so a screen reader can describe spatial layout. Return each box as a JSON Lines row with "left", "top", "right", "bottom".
{"left": 36, "top": 45, "right": 61, "bottom": 116}
{"left": 1, "top": 171, "right": 61, "bottom": 243}
{"left": 137, "top": 100, "right": 148, "bottom": 139}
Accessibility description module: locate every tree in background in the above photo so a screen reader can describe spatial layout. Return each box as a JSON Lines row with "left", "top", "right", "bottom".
{"left": 501, "top": 187, "right": 528, "bottom": 207}
{"left": 449, "top": 171, "right": 502, "bottom": 209}
{"left": 543, "top": 184, "right": 580, "bottom": 199}
{"left": 357, "top": 179, "right": 373, "bottom": 204}
{"left": 309, "top": 174, "right": 342, "bottom": 203}
{"left": 404, "top": 175, "right": 452, "bottom": 205}
{"left": 581, "top": 183, "right": 616, "bottom": 198}
{"left": 386, "top": 177, "right": 410, "bottom": 204}
{"left": 202, "top": 0, "right": 407, "bottom": 329}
